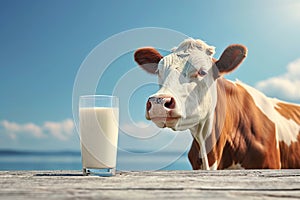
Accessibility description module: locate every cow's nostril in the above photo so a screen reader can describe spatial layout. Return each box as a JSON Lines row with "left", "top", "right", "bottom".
{"left": 146, "top": 100, "right": 152, "bottom": 112}
{"left": 164, "top": 97, "right": 176, "bottom": 109}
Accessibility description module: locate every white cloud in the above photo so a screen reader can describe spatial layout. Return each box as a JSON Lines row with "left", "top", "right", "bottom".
{"left": 1, "top": 120, "right": 44, "bottom": 139}
{"left": 283, "top": 1, "right": 300, "bottom": 22}
{"left": 0, "top": 119, "right": 75, "bottom": 141}
{"left": 255, "top": 58, "right": 300, "bottom": 101}
{"left": 23, "top": 123, "right": 45, "bottom": 138}
{"left": 44, "top": 119, "right": 74, "bottom": 141}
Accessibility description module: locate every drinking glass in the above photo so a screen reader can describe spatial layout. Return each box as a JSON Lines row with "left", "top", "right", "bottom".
{"left": 79, "top": 95, "right": 119, "bottom": 176}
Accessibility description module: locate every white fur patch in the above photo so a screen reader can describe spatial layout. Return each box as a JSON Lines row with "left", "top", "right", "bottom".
{"left": 172, "top": 38, "right": 215, "bottom": 57}
{"left": 210, "top": 161, "right": 218, "bottom": 170}
{"left": 226, "top": 162, "right": 244, "bottom": 170}
{"left": 236, "top": 81, "right": 299, "bottom": 146}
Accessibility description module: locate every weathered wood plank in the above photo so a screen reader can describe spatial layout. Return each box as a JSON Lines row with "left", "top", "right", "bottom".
{"left": 0, "top": 170, "right": 299, "bottom": 199}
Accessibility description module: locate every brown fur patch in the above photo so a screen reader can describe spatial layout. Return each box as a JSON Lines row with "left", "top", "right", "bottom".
{"left": 275, "top": 102, "right": 300, "bottom": 125}
{"left": 188, "top": 139, "right": 202, "bottom": 170}
{"left": 134, "top": 47, "right": 163, "bottom": 74}
{"left": 279, "top": 133, "right": 300, "bottom": 168}
{"left": 215, "top": 45, "right": 247, "bottom": 74}
{"left": 275, "top": 102, "right": 300, "bottom": 168}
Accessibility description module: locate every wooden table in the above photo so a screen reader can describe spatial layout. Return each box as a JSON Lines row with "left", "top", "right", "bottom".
{"left": 0, "top": 170, "right": 299, "bottom": 199}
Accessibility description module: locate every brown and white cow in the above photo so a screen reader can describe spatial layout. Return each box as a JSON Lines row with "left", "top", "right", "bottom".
{"left": 134, "top": 38, "right": 300, "bottom": 170}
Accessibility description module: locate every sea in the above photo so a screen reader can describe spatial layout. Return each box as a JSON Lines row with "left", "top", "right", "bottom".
{"left": 0, "top": 149, "right": 192, "bottom": 171}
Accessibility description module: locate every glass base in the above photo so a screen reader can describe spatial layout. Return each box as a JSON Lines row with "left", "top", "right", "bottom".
{"left": 83, "top": 168, "right": 116, "bottom": 177}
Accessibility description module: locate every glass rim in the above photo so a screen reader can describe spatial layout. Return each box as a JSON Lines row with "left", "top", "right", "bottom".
{"left": 79, "top": 95, "right": 118, "bottom": 99}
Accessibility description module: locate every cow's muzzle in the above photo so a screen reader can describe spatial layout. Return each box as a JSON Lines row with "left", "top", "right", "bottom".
{"left": 145, "top": 95, "right": 181, "bottom": 128}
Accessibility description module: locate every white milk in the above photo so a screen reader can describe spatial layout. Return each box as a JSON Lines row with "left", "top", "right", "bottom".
{"left": 79, "top": 107, "right": 119, "bottom": 169}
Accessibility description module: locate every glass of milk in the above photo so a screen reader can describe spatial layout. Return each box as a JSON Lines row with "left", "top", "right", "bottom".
{"left": 79, "top": 95, "right": 119, "bottom": 176}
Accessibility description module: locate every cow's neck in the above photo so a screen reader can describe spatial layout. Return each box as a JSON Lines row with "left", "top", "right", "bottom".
{"left": 188, "top": 81, "right": 218, "bottom": 170}
{"left": 189, "top": 112, "right": 215, "bottom": 170}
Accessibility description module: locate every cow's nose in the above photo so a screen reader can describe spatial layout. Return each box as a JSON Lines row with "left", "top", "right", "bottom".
{"left": 146, "top": 96, "right": 176, "bottom": 112}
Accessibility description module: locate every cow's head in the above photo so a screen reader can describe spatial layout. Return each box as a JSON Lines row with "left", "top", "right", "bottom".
{"left": 134, "top": 38, "right": 247, "bottom": 131}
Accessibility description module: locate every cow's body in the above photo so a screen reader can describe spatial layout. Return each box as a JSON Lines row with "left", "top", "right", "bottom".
{"left": 189, "top": 78, "right": 300, "bottom": 169}
{"left": 134, "top": 38, "right": 300, "bottom": 170}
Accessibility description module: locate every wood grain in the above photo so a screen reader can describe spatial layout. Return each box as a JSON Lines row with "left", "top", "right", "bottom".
{"left": 0, "top": 170, "right": 299, "bottom": 199}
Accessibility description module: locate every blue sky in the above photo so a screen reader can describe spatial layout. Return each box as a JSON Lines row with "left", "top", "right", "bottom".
{"left": 1, "top": 0, "right": 300, "bottom": 155}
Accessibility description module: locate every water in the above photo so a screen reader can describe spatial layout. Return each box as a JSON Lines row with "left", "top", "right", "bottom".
{"left": 0, "top": 150, "right": 192, "bottom": 171}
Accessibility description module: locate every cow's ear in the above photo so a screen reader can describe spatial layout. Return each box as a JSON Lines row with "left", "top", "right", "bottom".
{"left": 134, "top": 47, "right": 163, "bottom": 74}
{"left": 215, "top": 44, "right": 247, "bottom": 76}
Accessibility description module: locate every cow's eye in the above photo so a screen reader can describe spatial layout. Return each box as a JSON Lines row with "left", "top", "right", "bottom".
{"left": 198, "top": 69, "right": 208, "bottom": 77}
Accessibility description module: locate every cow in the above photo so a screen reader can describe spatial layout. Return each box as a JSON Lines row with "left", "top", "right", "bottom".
{"left": 134, "top": 38, "right": 300, "bottom": 170}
